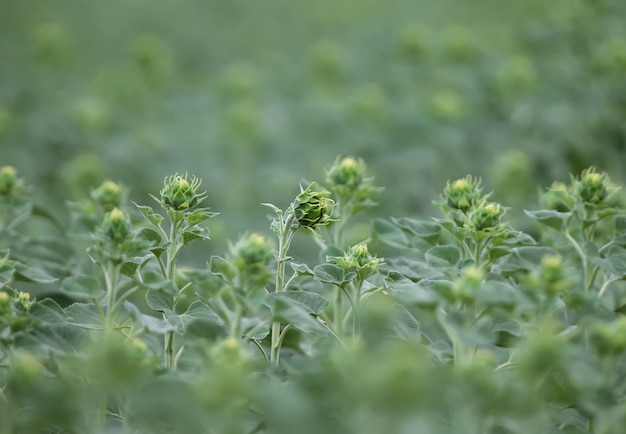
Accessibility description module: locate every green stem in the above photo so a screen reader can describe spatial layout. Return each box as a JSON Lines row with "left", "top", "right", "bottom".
{"left": 165, "top": 330, "right": 174, "bottom": 369}
{"left": 334, "top": 287, "right": 343, "bottom": 337}
{"left": 231, "top": 302, "right": 243, "bottom": 338}
{"left": 164, "top": 213, "right": 183, "bottom": 369}
{"left": 352, "top": 280, "right": 362, "bottom": 340}
{"left": 271, "top": 214, "right": 296, "bottom": 364}
{"left": 564, "top": 230, "right": 589, "bottom": 290}
{"left": 104, "top": 263, "right": 120, "bottom": 331}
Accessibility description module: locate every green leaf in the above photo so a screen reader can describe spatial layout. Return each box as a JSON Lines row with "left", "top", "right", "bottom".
{"left": 602, "top": 251, "right": 626, "bottom": 277}
{"left": 391, "top": 217, "right": 441, "bottom": 244}
{"left": 371, "top": 218, "right": 409, "bottom": 249}
{"left": 314, "top": 263, "right": 350, "bottom": 287}
{"left": 494, "top": 246, "right": 558, "bottom": 275}
{"left": 524, "top": 210, "right": 571, "bottom": 231}
{"left": 269, "top": 291, "right": 329, "bottom": 315}
{"left": 145, "top": 288, "right": 174, "bottom": 312}
{"left": 182, "top": 227, "right": 210, "bottom": 245}
{"left": 425, "top": 245, "right": 460, "bottom": 268}
{"left": 186, "top": 209, "right": 218, "bottom": 226}
{"left": 291, "top": 262, "right": 314, "bottom": 276}
{"left": 475, "top": 282, "right": 519, "bottom": 309}
{"left": 136, "top": 227, "right": 163, "bottom": 246}
{"left": 142, "top": 270, "right": 178, "bottom": 295}
{"left": 135, "top": 203, "right": 164, "bottom": 227}
{"left": 64, "top": 303, "right": 104, "bottom": 330}
{"left": 389, "top": 304, "right": 421, "bottom": 340}
{"left": 209, "top": 256, "right": 236, "bottom": 283}
{"left": 385, "top": 257, "right": 445, "bottom": 281}
{"left": 264, "top": 295, "right": 326, "bottom": 335}
{"left": 13, "top": 263, "right": 57, "bottom": 284}
{"left": 60, "top": 275, "right": 103, "bottom": 299}
{"left": 388, "top": 278, "right": 450, "bottom": 308}
{"left": 29, "top": 298, "right": 67, "bottom": 323}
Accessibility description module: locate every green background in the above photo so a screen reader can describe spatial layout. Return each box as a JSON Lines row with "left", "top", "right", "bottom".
{"left": 2, "top": 0, "right": 625, "bottom": 255}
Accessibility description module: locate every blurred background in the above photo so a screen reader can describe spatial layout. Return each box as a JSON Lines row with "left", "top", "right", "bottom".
{"left": 1, "top": 0, "right": 625, "bottom": 257}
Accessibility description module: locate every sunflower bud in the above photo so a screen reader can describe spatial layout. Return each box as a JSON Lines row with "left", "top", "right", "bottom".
{"left": 232, "top": 233, "right": 273, "bottom": 271}
{"left": 0, "top": 166, "right": 22, "bottom": 197}
{"left": 330, "top": 243, "right": 383, "bottom": 273}
{"left": 541, "top": 182, "right": 575, "bottom": 212}
{"left": 470, "top": 202, "right": 504, "bottom": 231}
{"left": 160, "top": 174, "right": 206, "bottom": 212}
{"left": 101, "top": 208, "right": 131, "bottom": 243}
{"left": 576, "top": 167, "right": 609, "bottom": 205}
{"left": 293, "top": 183, "right": 334, "bottom": 229}
{"left": 92, "top": 180, "right": 125, "bottom": 211}
{"left": 17, "top": 291, "right": 31, "bottom": 312}
{"left": 443, "top": 175, "right": 482, "bottom": 212}
{"left": 326, "top": 156, "right": 366, "bottom": 191}
{"left": 0, "top": 291, "right": 10, "bottom": 315}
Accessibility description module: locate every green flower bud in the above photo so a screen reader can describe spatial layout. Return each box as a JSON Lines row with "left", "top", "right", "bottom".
{"left": 92, "top": 180, "right": 125, "bottom": 211}
{"left": 591, "top": 318, "right": 626, "bottom": 354}
{"left": 326, "top": 156, "right": 366, "bottom": 191}
{"left": 0, "top": 291, "right": 10, "bottom": 315}
{"left": 17, "top": 291, "right": 31, "bottom": 312}
{"left": 101, "top": 208, "right": 131, "bottom": 243}
{"left": 330, "top": 243, "right": 383, "bottom": 272}
{"left": 576, "top": 167, "right": 609, "bottom": 205}
{"left": 541, "top": 182, "right": 575, "bottom": 212}
{"left": 293, "top": 183, "right": 334, "bottom": 229}
{"left": 470, "top": 202, "right": 504, "bottom": 231}
{"left": 232, "top": 233, "right": 273, "bottom": 271}
{"left": 443, "top": 175, "right": 482, "bottom": 212}
{"left": 160, "top": 173, "right": 206, "bottom": 212}
{"left": 0, "top": 166, "right": 18, "bottom": 195}
{"left": 453, "top": 266, "right": 485, "bottom": 303}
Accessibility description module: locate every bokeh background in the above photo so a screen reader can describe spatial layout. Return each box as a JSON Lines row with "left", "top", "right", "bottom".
{"left": 1, "top": 0, "right": 625, "bottom": 257}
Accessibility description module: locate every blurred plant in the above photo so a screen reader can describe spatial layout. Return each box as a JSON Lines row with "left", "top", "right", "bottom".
{"left": 324, "top": 156, "right": 381, "bottom": 247}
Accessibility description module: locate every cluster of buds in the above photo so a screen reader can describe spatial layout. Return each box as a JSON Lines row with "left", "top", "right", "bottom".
{"left": 0, "top": 166, "right": 26, "bottom": 199}
{"left": 293, "top": 183, "right": 334, "bottom": 230}
{"left": 540, "top": 167, "right": 618, "bottom": 211}
{"left": 0, "top": 290, "right": 32, "bottom": 316}
{"left": 91, "top": 180, "right": 126, "bottom": 212}
{"left": 160, "top": 173, "right": 207, "bottom": 212}
{"left": 443, "top": 175, "right": 484, "bottom": 213}
{"left": 329, "top": 243, "right": 383, "bottom": 281}
{"left": 100, "top": 208, "right": 131, "bottom": 243}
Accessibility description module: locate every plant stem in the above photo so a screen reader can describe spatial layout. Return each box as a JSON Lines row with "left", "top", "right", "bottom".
{"left": 334, "top": 287, "right": 343, "bottom": 337}
{"left": 564, "top": 230, "right": 589, "bottom": 290}
{"left": 104, "top": 263, "right": 120, "bottom": 331}
{"left": 271, "top": 214, "right": 295, "bottom": 364}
